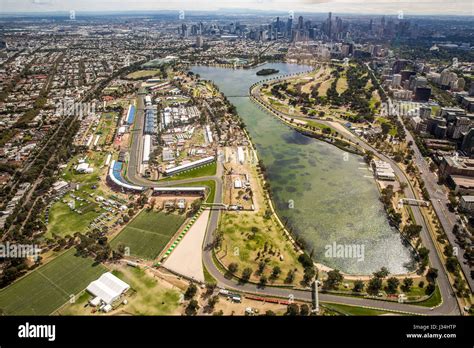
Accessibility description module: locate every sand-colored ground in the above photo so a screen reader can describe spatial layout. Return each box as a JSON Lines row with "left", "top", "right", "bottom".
{"left": 163, "top": 210, "right": 210, "bottom": 282}
{"left": 214, "top": 296, "right": 289, "bottom": 316}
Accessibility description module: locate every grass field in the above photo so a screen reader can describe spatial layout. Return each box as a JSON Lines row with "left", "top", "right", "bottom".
{"left": 305, "top": 119, "right": 334, "bottom": 134}
{"left": 160, "top": 161, "right": 216, "bottom": 181}
{"left": 318, "top": 77, "right": 335, "bottom": 96}
{"left": 216, "top": 161, "right": 304, "bottom": 285}
{"left": 47, "top": 201, "right": 102, "bottom": 238}
{"left": 323, "top": 303, "right": 396, "bottom": 316}
{"left": 57, "top": 265, "right": 182, "bottom": 315}
{"left": 336, "top": 75, "right": 348, "bottom": 94}
{"left": 0, "top": 249, "right": 106, "bottom": 315}
{"left": 416, "top": 286, "right": 442, "bottom": 307}
{"left": 126, "top": 69, "right": 161, "bottom": 79}
{"left": 111, "top": 210, "right": 186, "bottom": 260}
{"left": 217, "top": 210, "right": 305, "bottom": 285}
{"left": 62, "top": 152, "right": 106, "bottom": 185}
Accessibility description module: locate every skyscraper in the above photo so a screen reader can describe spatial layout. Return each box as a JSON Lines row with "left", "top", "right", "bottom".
{"left": 286, "top": 17, "right": 293, "bottom": 37}
{"left": 327, "top": 12, "right": 332, "bottom": 39}
{"left": 181, "top": 23, "right": 188, "bottom": 38}
{"left": 196, "top": 36, "right": 203, "bottom": 48}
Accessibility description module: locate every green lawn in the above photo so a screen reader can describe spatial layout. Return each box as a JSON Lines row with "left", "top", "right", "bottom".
{"left": 126, "top": 69, "right": 161, "bottom": 79}
{"left": 62, "top": 152, "right": 106, "bottom": 185}
{"left": 58, "top": 266, "right": 181, "bottom": 315}
{"left": 203, "top": 262, "right": 217, "bottom": 285}
{"left": 160, "top": 161, "right": 216, "bottom": 181}
{"left": 323, "top": 303, "right": 396, "bottom": 316}
{"left": 377, "top": 117, "right": 398, "bottom": 137}
{"left": 111, "top": 267, "right": 181, "bottom": 315}
{"left": 0, "top": 249, "right": 106, "bottom": 315}
{"left": 415, "top": 286, "right": 442, "bottom": 307}
{"left": 111, "top": 210, "right": 186, "bottom": 260}
{"left": 305, "top": 119, "right": 334, "bottom": 134}
{"left": 47, "top": 199, "right": 102, "bottom": 238}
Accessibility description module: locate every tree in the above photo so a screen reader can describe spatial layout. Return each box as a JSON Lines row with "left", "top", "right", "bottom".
{"left": 285, "top": 303, "right": 300, "bottom": 316}
{"left": 257, "top": 261, "right": 266, "bottom": 275}
{"left": 184, "top": 283, "right": 197, "bottom": 300}
{"left": 425, "top": 283, "right": 436, "bottom": 295}
{"left": 228, "top": 262, "right": 238, "bottom": 275}
{"left": 285, "top": 269, "right": 295, "bottom": 284}
{"left": 446, "top": 257, "right": 459, "bottom": 274}
{"left": 259, "top": 275, "right": 268, "bottom": 287}
{"left": 386, "top": 277, "right": 400, "bottom": 294}
{"left": 401, "top": 277, "right": 413, "bottom": 292}
{"left": 322, "top": 269, "right": 343, "bottom": 290}
{"left": 403, "top": 224, "right": 422, "bottom": 240}
{"left": 303, "top": 266, "right": 316, "bottom": 286}
{"left": 241, "top": 267, "right": 252, "bottom": 282}
{"left": 207, "top": 296, "right": 219, "bottom": 311}
{"left": 443, "top": 244, "right": 454, "bottom": 258}
{"left": 185, "top": 299, "right": 199, "bottom": 316}
{"left": 367, "top": 277, "right": 383, "bottom": 296}
{"left": 271, "top": 266, "right": 281, "bottom": 280}
{"left": 300, "top": 304, "right": 310, "bottom": 316}
{"left": 381, "top": 122, "right": 392, "bottom": 135}
{"left": 426, "top": 268, "right": 438, "bottom": 283}
{"left": 298, "top": 253, "right": 313, "bottom": 268}
{"left": 373, "top": 267, "right": 389, "bottom": 279}
{"left": 352, "top": 280, "right": 365, "bottom": 293}
{"left": 205, "top": 283, "right": 217, "bottom": 296}
{"left": 189, "top": 198, "right": 202, "bottom": 216}
{"left": 364, "top": 150, "right": 374, "bottom": 163}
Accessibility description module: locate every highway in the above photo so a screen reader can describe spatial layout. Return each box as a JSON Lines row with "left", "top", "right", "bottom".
{"left": 123, "top": 88, "right": 460, "bottom": 315}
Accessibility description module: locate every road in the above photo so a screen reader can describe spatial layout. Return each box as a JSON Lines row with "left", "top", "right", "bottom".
{"left": 123, "top": 89, "right": 460, "bottom": 315}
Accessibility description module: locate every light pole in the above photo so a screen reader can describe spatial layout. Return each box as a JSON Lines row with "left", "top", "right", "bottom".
{"left": 313, "top": 279, "right": 320, "bottom": 313}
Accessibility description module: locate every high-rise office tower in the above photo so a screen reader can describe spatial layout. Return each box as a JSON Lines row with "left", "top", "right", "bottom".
{"left": 298, "top": 16, "right": 304, "bottom": 30}
{"left": 181, "top": 23, "right": 188, "bottom": 38}
{"left": 286, "top": 17, "right": 293, "bottom": 37}
{"left": 327, "top": 12, "right": 332, "bottom": 39}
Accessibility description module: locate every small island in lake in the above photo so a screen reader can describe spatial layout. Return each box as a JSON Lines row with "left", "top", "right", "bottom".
{"left": 256, "top": 68, "right": 279, "bottom": 76}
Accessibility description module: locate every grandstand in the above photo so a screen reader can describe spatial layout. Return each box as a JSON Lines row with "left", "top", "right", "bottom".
{"left": 126, "top": 105, "right": 135, "bottom": 125}
{"left": 108, "top": 160, "right": 144, "bottom": 192}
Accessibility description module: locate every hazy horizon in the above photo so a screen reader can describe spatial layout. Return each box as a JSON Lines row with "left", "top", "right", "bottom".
{"left": 0, "top": 0, "right": 472, "bottom": 16}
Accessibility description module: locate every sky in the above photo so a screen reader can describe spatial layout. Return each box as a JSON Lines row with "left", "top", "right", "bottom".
{"left": 0, "top": 0, "right": 472, "bottom": 16}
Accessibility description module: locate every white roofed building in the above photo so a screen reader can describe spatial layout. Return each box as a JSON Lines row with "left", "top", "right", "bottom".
{"left": 86, "top": 272, "right": 130, "bottom": 305}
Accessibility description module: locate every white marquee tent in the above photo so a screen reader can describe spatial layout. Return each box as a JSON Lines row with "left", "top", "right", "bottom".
{"left": 86, "top": 272, "right": 130, "bottom": 305}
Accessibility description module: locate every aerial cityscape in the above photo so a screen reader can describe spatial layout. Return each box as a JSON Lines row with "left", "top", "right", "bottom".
{"left": 0, "top": 0, "right": 472, "bottom": 345}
